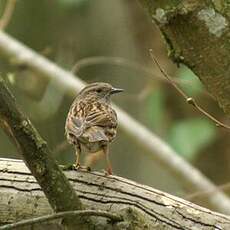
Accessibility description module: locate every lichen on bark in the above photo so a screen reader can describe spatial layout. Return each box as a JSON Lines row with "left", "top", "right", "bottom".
{"left": 0, "top": 77, "right": 85, "bottom": 228}
{"left": 197, "top": 7, "right": 228, "bottom": 37}
{"left": 139, "top": 0, "right": 230, "bottom": 116}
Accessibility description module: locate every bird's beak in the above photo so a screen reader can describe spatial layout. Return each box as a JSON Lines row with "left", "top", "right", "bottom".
{"left": 111, "top": 87, "right": 124, "bottom": 94}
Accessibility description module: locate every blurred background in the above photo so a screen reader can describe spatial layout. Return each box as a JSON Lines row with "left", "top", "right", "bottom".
{"left": 0, "top": 0, "right": 229, "bottom": 207}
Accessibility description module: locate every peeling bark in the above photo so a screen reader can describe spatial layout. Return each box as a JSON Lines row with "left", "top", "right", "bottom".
{"left": 0, "top": 158, "right": 230, "bottom": 230}
{"left": 139, "top": 0, "right": 230, "bottom": 115}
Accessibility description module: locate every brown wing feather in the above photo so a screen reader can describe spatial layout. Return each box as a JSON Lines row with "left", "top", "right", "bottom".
{"left": 83, "top": 126, "right": 109, "bottom": 142}
{"left": 85, "top": 102, "right": 117, "bottom": 127}
{"left": 66, "top": 100, "right": 117, "bottom": 144}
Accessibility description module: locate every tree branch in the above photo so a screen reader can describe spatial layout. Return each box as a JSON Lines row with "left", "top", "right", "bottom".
{"left": 0, "top": 210, "right": 123, "bottom": 230}
{"left": 0, "top": 158, "right": 230, "bottom": 230}
{"left": 0, "top": 78, "right": 84, "bottom": 229}
{"left": 0, "top": 31, "right": 230, "bottom": 214}
{"left": 71, "top": 55, "right": 163, "bottom": 80}
{"left": 149, "top": 50, "right": 230, "bottom": 130}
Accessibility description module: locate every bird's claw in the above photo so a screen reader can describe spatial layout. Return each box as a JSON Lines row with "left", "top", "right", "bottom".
{"left": 59, "top": 164, "right": 76, "bottom": 171}
{"left": 102, "top": 168, "right": 112, "bottom": 176}
{"left": 74, "top": 163, "right": 81, "bottom": 170}
{"left": 74, "top": 164, "right": 91, "bottom": 172}
{"left": 86, "top": 166, "right": 91, "bottom": 172}
{"left": 60, "top": 163, "right": 91, "bottom": 172}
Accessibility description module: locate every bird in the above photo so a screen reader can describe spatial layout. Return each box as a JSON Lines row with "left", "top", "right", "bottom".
{"left": 65, "top": 82, "right": 123, "bottom": 175}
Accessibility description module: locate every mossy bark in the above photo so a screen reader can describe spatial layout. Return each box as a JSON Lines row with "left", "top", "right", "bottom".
{"left": 0, "top": 78, "right": 86, "bottom": 229}
{"left": 139, "top": 0, "right": 230, "bottom": 115}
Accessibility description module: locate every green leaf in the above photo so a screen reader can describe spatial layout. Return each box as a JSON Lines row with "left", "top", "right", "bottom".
{"left": 167, "top": 118, "right": 216, "bottom": 160}
{"left": 177, "top": 65, "right": 203, "bottom": 96}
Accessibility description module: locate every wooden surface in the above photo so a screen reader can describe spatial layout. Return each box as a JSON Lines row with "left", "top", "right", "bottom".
{"left": 0, "top": 158, "right": 230, "bottom": 229}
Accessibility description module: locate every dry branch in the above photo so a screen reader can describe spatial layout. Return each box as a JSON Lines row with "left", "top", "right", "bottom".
{"left": 0, "top": 210, "right": 122, "bottom": 230}
{"left": 149, "top": 50, "right": 230, "bottom": 130}
{"left": 0, "top": 158, "right": 229, "bottom": 230}
{"left": 0, "top": 78, "right": 85, "bottom": 229}
{"left": 0, "top": 31, "right": 229, "bottom": 213}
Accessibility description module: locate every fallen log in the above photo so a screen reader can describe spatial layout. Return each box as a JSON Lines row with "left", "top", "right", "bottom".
{"left": 0, "top": 158, "right": 229, "bottom": 229}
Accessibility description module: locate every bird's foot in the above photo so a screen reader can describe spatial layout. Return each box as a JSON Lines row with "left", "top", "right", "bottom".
{"left": 102, "top": 168, "right": 113, "bottom": 176}
{"left": 73, "top": 163, "right": 81, "bottom": 170}
{"left": 59, "top": 164, "right": 76, "bottom": 171}
{"left": 60, "top": 163, "right": 91, "bottom": 172}
{"left": 74, "top": 164, "right": 91, "bottom": 172}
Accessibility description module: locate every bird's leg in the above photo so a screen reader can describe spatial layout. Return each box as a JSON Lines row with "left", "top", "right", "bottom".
{"left": 73, "top": 144, "right": 83, "bottom": 170}
{"left": 75, "top": 148, "right": 80, "bottom": 168}
{"left": 59, "top": 145, "right": 81, "bottom": 171}
{"left": 103, "top": 146, "right": 112, "bottom": 175}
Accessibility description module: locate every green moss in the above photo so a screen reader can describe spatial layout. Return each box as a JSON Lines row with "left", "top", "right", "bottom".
{"left": 160, "top": 29, "right": 184, "bottom": 65}
{"left": 0, "top": 77, "right": 86, "bottom": 229}
{"left": 212, "top": 0, "right": 230, "bottom": 15}
{"left": 116, "top": 207, "right": 153, "bottom": 230}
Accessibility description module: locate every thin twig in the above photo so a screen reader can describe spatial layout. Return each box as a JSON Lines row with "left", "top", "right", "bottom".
{"left": 0, "top": 210, "right": 123, "bottom": 230}
{"left": 149, "top": 49, "right": 230, "bottom": 130}
{"left": 71, "top": 56, "right": 188, "bottom": 85}
{"left": 0, "top": 0, "right": 17, "bottom": 30}
{"left": 71, "top": 56, "right": 206, "bottom": 99}
{"left": 71, "top": 56, "right": 161, "bottom": 77}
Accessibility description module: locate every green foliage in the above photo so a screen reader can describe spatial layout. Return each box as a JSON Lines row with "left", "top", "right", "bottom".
{"left": 147, "top": 87, "right": 165, "bottom": 131}
{"left": 167, "top": 118, "right": 216, "bottom": 160}
{"left": 146, "top": 66, "right": 215, "bottom": 160}
{"left": 177, "top": 65, "right": 203, "bottom": 96}
{"left": 57, "top": 0, "right": 89, "bottom": 8}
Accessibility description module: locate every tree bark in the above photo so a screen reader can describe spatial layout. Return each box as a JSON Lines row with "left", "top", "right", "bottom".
{"left": 139, "top": 0, "right": 230, "bottom": 116}
{"left": 0, "top": 158, "right": 229, "bottom": 230}
{"left": 0, "top": 78, "right": 82, "bottom": 212}
{"left": 0, "top": 77, "right": 87, "bottom": 229}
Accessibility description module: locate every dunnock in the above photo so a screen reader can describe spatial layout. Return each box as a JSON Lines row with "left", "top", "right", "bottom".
{"left": 65, "top": 82, "right": 123, "bottom": 175}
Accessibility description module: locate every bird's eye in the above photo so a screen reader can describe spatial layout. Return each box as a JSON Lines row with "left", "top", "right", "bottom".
{"left": 96, "top": 89, "right": 102, "bottom": 93}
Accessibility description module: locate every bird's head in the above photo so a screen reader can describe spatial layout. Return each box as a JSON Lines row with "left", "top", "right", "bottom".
{"left": 79, "top": 82, "right": 123, "bottom": 101}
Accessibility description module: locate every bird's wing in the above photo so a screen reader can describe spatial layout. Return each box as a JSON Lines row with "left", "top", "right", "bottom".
{"left": 83, "top": 104, "right": 117, "bottom": 142}
{"left": 83, "top": 126, "right": 109, "bottom": 142}
{"left": 85, "top": 103, "right": 117, "bottom": 128}
{"left": 66, "top": 116, "right": 84, "bottom": 138}
{"left": 66, "top": 102, "right": 117, "bottom": 143}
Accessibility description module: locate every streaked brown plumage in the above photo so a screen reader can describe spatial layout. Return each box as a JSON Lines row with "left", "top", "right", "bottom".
{"left": 65, "top": 82, "right": 123, "bottom": 175}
